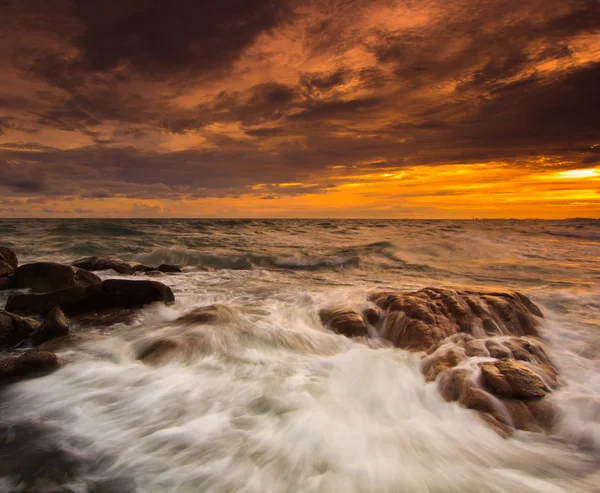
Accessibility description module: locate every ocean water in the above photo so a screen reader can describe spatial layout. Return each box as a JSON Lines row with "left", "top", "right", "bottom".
{"left": 0, "top": 218, "right": 599, "bottom": 493}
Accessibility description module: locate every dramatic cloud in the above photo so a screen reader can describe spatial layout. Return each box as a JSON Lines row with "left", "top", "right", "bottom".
{"left": 0, "top": 0, "right": 599, "bottom": 217}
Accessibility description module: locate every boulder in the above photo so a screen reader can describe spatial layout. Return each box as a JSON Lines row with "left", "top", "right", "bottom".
{"left": 5, "top": 279, "right": 175, "bottom": 316}
{"left": 72, "top": 256, "right": 151, "bottom": 275}
{"left": 176, "top": 304, "right": 232, "bottom": 325}
{"left": 369, "top": 288, "right": 543, "bottom": 350}
{"left": 13, "top": 262, "right": 101, "bottom": 293}
{"left": 0, "top": 276, "right": 10, "bottom": 290}
{"left": 0, "top": 310, "right": 40, "bottom": 349}
{"left": 0, "top": 351, "right": 60, "bottom": 384}
{"left": 319, "top": 308, "right": 368, "bottom": 337}
{"left": 158, "top": 264, "right": 182, "bottom": 273}
{"left": 32, "top": 307, "right": 69, "bottom": 346}
{"left": 480, "top": 359, "right": 549, "bottom": 399}
{"left": 0, "top": 246, "right": 18, "bottom": 270}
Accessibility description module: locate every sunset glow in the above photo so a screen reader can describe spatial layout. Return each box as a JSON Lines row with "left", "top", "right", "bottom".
{"left": 0, "top": 0, "right": 599, "bottom": 218}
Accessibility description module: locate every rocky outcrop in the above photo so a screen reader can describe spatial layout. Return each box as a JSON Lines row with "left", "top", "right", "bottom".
{"left": 72, "top": 256, "right": 151, "bottom": 275}
{"left": 32, "top": 307, "right": 69, "bottom": 346}
{"left": 13, "top": 262, "right": 101, "bottom": 293}
{"left": 0, "top": 246, "right": 18, "bottom": 290}
{"left": 5, "top": 279, "right": 175, "bottom": 316}
{"left": 369, "top": 288, "right": 542, "bottom": 351}
{"left": 72, "top": 256, "right": 181, "bottom": 275}
{"left": 0, "top": 351, "right": 61, "bottom": 384}
{"left": 0, "top": 310, "right": 40, "bottom": 350}
{"left": 319, "top": 308, "right": 369, "bottom": 337}
{"left": 320, "top": 288, "right": 556, "bottom": 436}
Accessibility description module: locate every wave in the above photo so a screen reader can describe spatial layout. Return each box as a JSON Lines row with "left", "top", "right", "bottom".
{"left": 134, "top": 248, "right": 360, "bottom": 270}
{"left": 544, "top": 228, "right": 600, "bottom": 242}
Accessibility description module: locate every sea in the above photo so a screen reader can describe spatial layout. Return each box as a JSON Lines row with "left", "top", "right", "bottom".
{"left": 0, "top": 218, "right": 599, "bottom": 493}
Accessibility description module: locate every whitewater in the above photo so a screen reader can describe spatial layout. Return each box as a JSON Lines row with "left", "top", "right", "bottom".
{"left": 0, "top": 218, "right": 599, "bottom": 493}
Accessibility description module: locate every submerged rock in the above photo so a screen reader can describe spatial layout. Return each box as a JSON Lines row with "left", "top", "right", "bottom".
{"left": 0, "top": 310, "right": 40, "bottom": 350}
{"left": 158, "top": 264, "right": 182, "bottom": 273}
{"left": 32, "top": 306, "right": 69, "bottom": 346}
{"left": 14, "top": 262, "right": 101, "bottom": 293}
{"left": 176, "top": 304, "right": 233, "bottom": 325}
{"left": 5, "top": 279, "right": 175, "bottom": 316}
{"left": 319, "top": 308, "right": 368, "bottom": 337}
{"left": 0, "top": 350, "right": 60, "bottom": 384}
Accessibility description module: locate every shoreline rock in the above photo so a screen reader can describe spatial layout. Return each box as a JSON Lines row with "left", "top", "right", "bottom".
{"left": 0, "top": 246, "right": 18, "bottom": 290}
{"left": 5, "top": 279, "right": 175, "bottom": 316}
{"left": 13, "top": 262, "right": 102, "bottom": 293}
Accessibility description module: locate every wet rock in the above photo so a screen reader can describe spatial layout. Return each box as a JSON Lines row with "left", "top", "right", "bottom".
{"left": 0, "top": 310, "right": 40, "bottom": 349}
{"left": 176, "top": 304, "right": 232, "bottom": 325}
{"left": 501, "top": 398, "right": 543, "bottom": 432}
{"left": 71, "top": 308, "right": 139, "bottom": 328}
{"left": 319, "top": 308, "right": 368, "bottom": 338}
{"left": 72, "top": 256, "right": 151, "bottom": 275}
{"left": 477, "top": 412, "right": 514, "bottom": 439}
{"left": 459, "top": 385, "right": 498, "bottom": 414}
{"left": 0, "top": 246, "right": 18, "bottom": 270}
{"left": 158, "top": 264, "right": 182, "bottom": 273}
{"left": 32, "top": 307, "right": 69, "bottom": 346}
{"left": 136, "top": 337, "right": 182, "bottom": 365}
{"left": 437, "top": 367, "right": 470, "bottom": 402}
{"left": 480, "top": 359, "right": 549, "bottom": 399}
{"left": 0, "top": 276, "right": 10, "bottom": 290}
{"left": 369, "top": 288, "right": 543, "bottom": 350}
{"left": 422, "top": 347, "right": 464, "bottom": 381}
{"left": 5, "top": 279, "right": 175, "bottom": 316}
{"left": 363, "top": 307, "right": 381, "bottom": 326}
{"left": 0, "top": 350, "right": 60, "bottom": 384}
{"left": 13, "top": 262, "right": 101, "bottom": 293}
{"left": 0, "top": 246, "right": 17, "bottom": 289}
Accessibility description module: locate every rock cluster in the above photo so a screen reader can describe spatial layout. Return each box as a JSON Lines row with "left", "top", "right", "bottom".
{"left": 0, "top": 246, "right": 178, "bottom": 386}
{"left": 73, "top": 256, "right": 182, "bottom": 275}
{"left": 320, "top": 287, "right": 556, "bottom": 437}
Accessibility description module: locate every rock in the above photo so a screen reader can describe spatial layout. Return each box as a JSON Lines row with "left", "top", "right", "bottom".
{"left": 71, "top": 308, "right": 139, "bottom": 328}
{"left": 0, "top": 260, "right": 13, "bottom": 277}
{"left": 480, "top": 359, "right": 549, "bottom": 399}
{"left": 13, "top": 262, "right": 101, "bottom": 293}
{"left": 0, "top": 246, "right": 18, "bottom": 270}
{"left": 176, "top": 304, "right": 232, "bottom": 325}
{"left": 158, "top": 264, "right": 182, "bottom": 273}
{"left": 477, "top": 412, "right": 514, "bottom": 439}
{"left": 422, "top": 347, "right": 464, "bottom": 381}
{"left": 369, "top": 288, "right": 543, "bottom": 350}
{"left": 5, "top": 279, "right": 175, "bottom": 316}
{"left": 363, "top": 307, "right": 381, "bottom": 326}
{"left": 459, "top": 385, "right": 498, "bottom": 414}
{"left": 72, "top": 256, "right": 151, "bottom": 275}
{"left": 501, "top": 398, "right": 543, "bottom": 432}
{"left": 0, "top": 246, "right": 17, "bottom": 289}
{"left": 319, "top": 308, "right": 368, "bottom": 337}
{"left": 136, "top": 337, "right": 182, "bottom": 365}
{"left": 32, "top": 307, "right": 69, "bottom": 346}
{"left": 0, "top": 351, "right": 60, "bottom": 384}
{"left": 0, "top": 276, "right": 10, "bottom": 290}
{"left": 0, "top": 310, "right": 40, "bottom": 349}
{"left": 437, "top": 368, "right": 470, "bottom": 402}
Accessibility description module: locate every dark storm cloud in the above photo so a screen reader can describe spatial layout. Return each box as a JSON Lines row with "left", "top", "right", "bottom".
{"left": 0, "top": 0, "right": 599, "bottom": 208}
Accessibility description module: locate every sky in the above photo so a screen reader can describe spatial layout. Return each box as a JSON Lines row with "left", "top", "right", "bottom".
{"left": 0, "top": 0, "right": 599, "bottom": 218}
